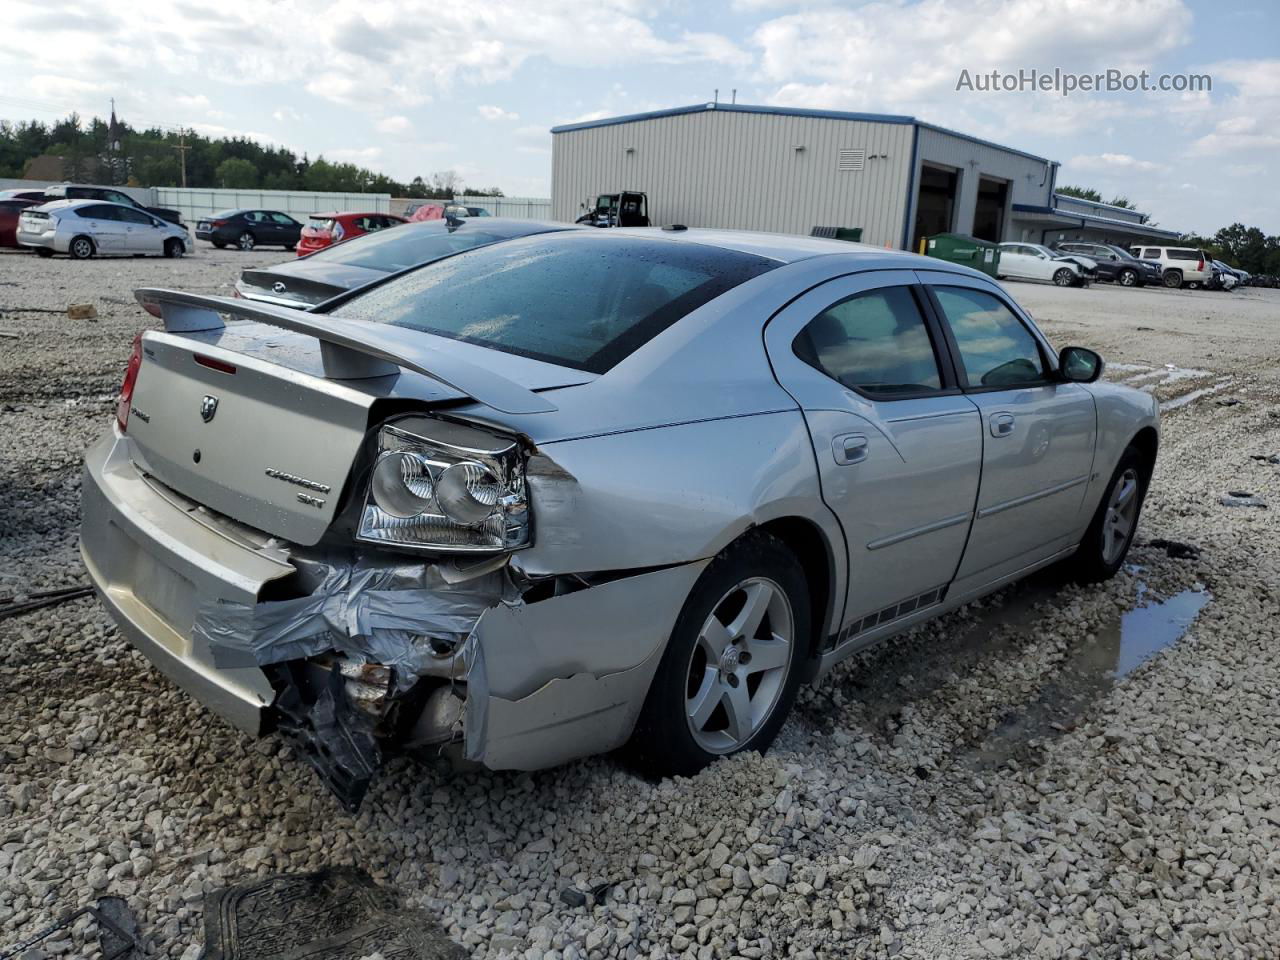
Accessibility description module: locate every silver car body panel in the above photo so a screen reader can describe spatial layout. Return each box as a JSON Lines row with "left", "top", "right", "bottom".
{"left": 79, "top": 232, "right": 1160, "bottom": 785}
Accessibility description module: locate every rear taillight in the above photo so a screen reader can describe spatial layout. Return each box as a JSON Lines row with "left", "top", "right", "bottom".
{"left": 1197, "top": 257, "right": 1205, "bottom": 271}
{"left": 116, "top": 334, "right": 143, "bottom": 432}
{"left": 212, "top": 218, "right": 227, "bottom": 228}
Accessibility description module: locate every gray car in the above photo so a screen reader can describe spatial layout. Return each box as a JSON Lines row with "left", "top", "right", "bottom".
{"left": 18, "top": 199, "right": 191, "bottom": 259}
{"left": 81, "top": 229, "right": 1158, "bottom": 809}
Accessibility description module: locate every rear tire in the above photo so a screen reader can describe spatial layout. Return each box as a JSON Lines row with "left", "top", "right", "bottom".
{"left": 1053, "top": 268, "right": 1075, "bottom": 287}
{"left": 164, "top": 238, "right": 184, "bottom": 258}
{"left": 213, "top": 241, "right": 227, "bottom": 249}
{"left": 237, "top": 231, "right": 256, "bottom": 251}
{"left": 35, "top": 247, "right": 54, "bottom": 258}
{"left": 1118, "top": 269, "right": 1138, "bottom": 287}
{"left": 69, "top": 236, "right": 94, "bottom": 259}
{"left": 626, "top": 532, "right": 810, "bottom": 778}
{"left": 1163, "top": 270, "right": 1183, "bottom": 289}
{"left": 1069, "top": 447, "right": 1148, "bottom": 583}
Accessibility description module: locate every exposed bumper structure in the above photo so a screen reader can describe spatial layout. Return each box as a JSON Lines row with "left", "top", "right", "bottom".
{"left": 81, "top": 429, "right": 706, "bottom": 805}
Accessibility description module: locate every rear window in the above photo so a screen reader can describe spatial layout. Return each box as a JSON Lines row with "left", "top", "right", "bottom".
{"left": 310, "top": 217, "right": 338, "bottom": 233}
{"left": 1167, "top": 248, "right": 1201, "bottom": 260}
{"left": 330, "top": 233, "right": 778, "bottom": 373}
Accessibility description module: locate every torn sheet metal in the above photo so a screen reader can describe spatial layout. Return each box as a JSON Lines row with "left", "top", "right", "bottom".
{"left": 465, "top": 560, "right": 708, "bottom": 768}
{"left": 193, "top": 551, "right": 516, "bottom": 689}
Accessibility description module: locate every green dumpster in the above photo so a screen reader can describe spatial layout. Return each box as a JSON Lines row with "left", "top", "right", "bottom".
{"left": 922, "top": 233, "right": 1000, "bottom": 278}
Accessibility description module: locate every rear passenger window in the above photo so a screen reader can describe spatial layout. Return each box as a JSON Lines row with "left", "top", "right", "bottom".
{"left": 933, "top": 287, "right": 1045, "bottom": 388}
{"left": 793, "top": 287, "right": 942, "bottom": 397}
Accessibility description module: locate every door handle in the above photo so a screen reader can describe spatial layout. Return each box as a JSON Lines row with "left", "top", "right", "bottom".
{"left": 832, "top": 433, "right": 868, "bottom": 465}
{"left": 990, "top": 413, "right": 1016, "bottom": 438}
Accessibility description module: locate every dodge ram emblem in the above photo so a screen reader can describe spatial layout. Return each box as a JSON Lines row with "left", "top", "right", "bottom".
{"left": 200, "top": 395, "right": 219, "bottom": 423}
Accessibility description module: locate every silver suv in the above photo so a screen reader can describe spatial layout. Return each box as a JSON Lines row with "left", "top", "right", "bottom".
{"left": 1132, "top": 245, "right": 1214, "bottom": 289}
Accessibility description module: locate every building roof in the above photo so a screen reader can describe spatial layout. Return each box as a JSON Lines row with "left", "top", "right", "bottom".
{"left": 1012, "top": 203, "right": 1182, "bottom": 239}
{"left": 1052, "top": 193, "right": 1148, "bottom": 221}
{"left": 551, "top": 102, "right": 1054, "bottom": 165}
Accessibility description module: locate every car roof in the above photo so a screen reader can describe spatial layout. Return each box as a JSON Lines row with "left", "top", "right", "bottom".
{"left": 36, "top": 199, "right": 101, "bottom": 211}
{"left": 609, "top": 226, "right": 960, "bottom": 267}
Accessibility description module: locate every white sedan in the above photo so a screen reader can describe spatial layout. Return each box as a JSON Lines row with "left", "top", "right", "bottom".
{"left": 17, "top": 199, "right": 191, "bottom": 259}
{"left": 998, "top": 242, "right": 1095, "bottom": 286}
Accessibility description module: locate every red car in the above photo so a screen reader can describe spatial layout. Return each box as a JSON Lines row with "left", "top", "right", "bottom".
{"left": 0, "top": 198, "right": 36, "bottom": 247}
{"left": 296, "top": 211, "right": 406, "bottom": 256}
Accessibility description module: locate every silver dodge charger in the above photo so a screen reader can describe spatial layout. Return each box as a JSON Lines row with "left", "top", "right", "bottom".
{"left": 81, "top": 228, "right": 1158, "bottom": 809}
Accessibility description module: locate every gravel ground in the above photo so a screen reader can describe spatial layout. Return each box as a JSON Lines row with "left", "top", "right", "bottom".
{"left": 2, "top": 247, "right": 1279, "bottom": 959}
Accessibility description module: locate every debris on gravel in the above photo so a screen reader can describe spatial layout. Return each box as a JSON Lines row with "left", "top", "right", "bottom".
{"left": 3, "top": 250, "right": 1280, "bottom": 958}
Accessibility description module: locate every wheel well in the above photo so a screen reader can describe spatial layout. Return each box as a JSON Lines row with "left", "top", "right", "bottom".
{"left": 71, "top": 234, "right": 94, "bottom": 250}
{"left": 754, "top": 517, "right": 834, "bottom": 659}
{"left": 1130, "top": 427, "right": 1158, "bottom": 484}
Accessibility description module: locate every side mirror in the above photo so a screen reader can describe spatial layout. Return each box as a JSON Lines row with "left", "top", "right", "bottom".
{"left": 1059, "top": 346, "right": 1103, "bottom": 383}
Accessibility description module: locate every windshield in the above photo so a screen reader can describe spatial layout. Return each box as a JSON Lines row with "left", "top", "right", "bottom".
{"left": 304, "top": 222, "right": 551, "bottom": 273}
{"left": 330, "top": 233, "right": 778, "bottom": 373}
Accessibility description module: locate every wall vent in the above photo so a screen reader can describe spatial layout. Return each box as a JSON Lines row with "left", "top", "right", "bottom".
{"left": 837, "top": 148, "right": 866, "bottom": 171}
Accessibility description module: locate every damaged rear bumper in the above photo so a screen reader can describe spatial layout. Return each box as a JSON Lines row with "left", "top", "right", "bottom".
{"left": 81, "top": 430, "right": 707, "bottom": 800}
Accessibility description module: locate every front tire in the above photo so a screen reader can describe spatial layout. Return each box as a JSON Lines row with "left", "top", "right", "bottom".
{"left": 1118, "top": 269, "right": 1138, "bottom": 287}
{"left": 1069, "top": 447, "right": 1148, "bottom": 583}
{"left": 164, "top": 238, "right": 185, "bottom": 258}
{"left": 627, "top": 532, "right": 809, "bottom": 778}
{"left": 69, "top": 236, "right": 94, "bottom": 259}
{"left": 1053, "top": 268, "right": 1075, "bottom": 287}
{"left": 237, "top": 231, "right": 256, "bottom": 251}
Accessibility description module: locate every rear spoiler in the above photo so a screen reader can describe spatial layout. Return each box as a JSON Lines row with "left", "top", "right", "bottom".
{"left": 134, "top": 287, "right": 556, "bottom": 415}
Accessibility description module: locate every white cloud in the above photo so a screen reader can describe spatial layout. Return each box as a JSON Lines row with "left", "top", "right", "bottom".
{"left": 1187, "top": 59, "right": 1280, "bottom": 155}
{"left": 375, "top": 115, "right": 412, "bottom": 134}
{"left": 752, "top": 0, "right": 1192, "bottom": 136}
{"left": 329, "top": 145, "right": 384, "bottom": 163}
{"left": 1068, "top": 153, "right": 1165, "bottom": 173}
{"left": 478, "top": 104, "right": 519, "bottom": 121}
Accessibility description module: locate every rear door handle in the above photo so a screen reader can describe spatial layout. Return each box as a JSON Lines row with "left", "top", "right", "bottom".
{"left": 990, "top": 413, "right": 1015, "bottom": 438}
{"left": 832, "top": 433, "right": 868, "bottom": 465}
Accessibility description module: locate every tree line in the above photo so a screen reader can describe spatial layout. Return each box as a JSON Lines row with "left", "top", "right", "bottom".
{"left": 0, "top": 113, "right": 503, "bottom": 199}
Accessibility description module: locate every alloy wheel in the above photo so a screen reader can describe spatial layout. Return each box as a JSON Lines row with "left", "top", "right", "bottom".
{"left": 1101, "top": 467, "right": 1140, "bottom": 566}
{"left": 1053, "top": 268, "right": 1073, "bottom": 286}
{"left": 71, "top": 238, "right": 92, "bottom": 259}
{"left": 238, "top": 232, "right": 255, "bottom": 251}
{"left": 1119, "top": 270, "right": 1137, "bottom": 286}
{"left": 685, "top": 577, "right": 793, "bottom": 754}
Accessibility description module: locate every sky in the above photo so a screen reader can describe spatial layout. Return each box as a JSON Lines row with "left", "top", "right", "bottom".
{"left": 2, "top": 0, "right": 1277, "bottom": 235}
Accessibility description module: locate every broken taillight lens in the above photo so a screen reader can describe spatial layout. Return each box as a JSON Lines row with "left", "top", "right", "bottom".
{"left": 116, "top": 333, "right": 143, "bottom": 432}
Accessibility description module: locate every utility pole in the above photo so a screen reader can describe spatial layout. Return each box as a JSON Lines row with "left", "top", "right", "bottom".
{"left": 172, "top": 128, "right": 190, "bottom": 188}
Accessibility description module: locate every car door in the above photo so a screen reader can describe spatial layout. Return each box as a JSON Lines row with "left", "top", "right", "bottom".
{"left": 999, "top": 245, "right": 1034, "bottom": 279}
{"left": 77, "top": 204, "right": 124, "bottom": 253}
{"left": 919, "top": 272, "right": 1097, "bottom": 589}
{"left": 117, "top": 207, "right": 160, "bottom": 253}
{"left": 269, "top": 212, "right": 298, "bottom": 243}
{"left": 764, "top": 270, "right": 983, "bottom": 639}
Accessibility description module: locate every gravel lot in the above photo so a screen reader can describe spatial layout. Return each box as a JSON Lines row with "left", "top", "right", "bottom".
{"left": 2, "top": 246, "right": 1279, "bottom": 959}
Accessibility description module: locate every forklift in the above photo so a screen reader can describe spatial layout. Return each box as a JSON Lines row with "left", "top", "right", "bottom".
{"left": 576, "top": 191, "right": 650, "bottom": 227}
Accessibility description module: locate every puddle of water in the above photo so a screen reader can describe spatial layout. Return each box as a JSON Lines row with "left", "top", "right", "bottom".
{"left": 965, "top": 586, "right": 1211, "bottom": 770}
{"left": 1161, "top": 378, "right": 1234, "bottom": 410}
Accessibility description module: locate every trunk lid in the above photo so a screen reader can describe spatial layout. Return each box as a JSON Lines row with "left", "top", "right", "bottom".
{"left": 126, "top": 332, "right": 375, "bottom": 545}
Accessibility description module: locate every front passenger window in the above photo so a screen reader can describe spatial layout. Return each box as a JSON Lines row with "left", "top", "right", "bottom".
{"left": 933, "top": 287, "right": 1045, "bottom": 388}
{"left": 793, "top": 286, "right": 942, "bottom": 397}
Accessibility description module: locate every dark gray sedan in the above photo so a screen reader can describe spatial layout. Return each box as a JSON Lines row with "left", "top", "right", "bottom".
{"left": 234, "top": 218, "right": 578, "bottom": 308}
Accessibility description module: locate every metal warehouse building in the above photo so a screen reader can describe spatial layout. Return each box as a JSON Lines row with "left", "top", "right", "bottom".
{"left": 550, "top": 102, "right": 1178, "bottom": 250}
